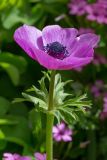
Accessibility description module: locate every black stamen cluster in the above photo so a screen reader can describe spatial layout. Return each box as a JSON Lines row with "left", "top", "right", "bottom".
{"left": 44, "top": 41, "right": 69, "bottom": 60}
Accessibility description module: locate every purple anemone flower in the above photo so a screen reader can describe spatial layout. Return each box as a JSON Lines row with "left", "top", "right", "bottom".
{"left": 53, "top": 122, "right": 73, "bottom": 142}
{"left": 3, "top": 153, "right": 31, "bottom": 160}
{"left": 34, "top": 153, "right": 46, "bottom": 160}
{"left": 14, "top": 25, "right": 100, "bottom": 70}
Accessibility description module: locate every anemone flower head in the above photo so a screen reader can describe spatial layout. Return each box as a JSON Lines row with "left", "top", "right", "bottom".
{"left": 14, "top": 24, "right": 100, "bottom": 70}
{"left": 34, "top": 153, "right": 46, "bottom": 160}
{"left": 3, "top": 153, "right": 31, "bottom": 160}
{"left": 53, "top": 122, "right": 73, "bottom": 142}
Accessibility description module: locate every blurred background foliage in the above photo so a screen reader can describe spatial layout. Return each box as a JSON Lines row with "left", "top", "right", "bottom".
{"left": 0, "top": 0, "right": 107, "bottom": 159}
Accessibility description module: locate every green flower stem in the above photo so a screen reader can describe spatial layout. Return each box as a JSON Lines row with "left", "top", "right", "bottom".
{"left": 46, "top": 114, "right": 54, "bottom": 160}
{"left": 46, "top": 70, "right": 56, "bottom": 160}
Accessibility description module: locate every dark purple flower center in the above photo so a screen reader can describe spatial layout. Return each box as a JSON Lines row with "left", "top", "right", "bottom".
{"left": 44, "top": 41, "right": 70, "bottom": 60}
{"left": 59, "top": 130, "right": 65, "bottom": 135}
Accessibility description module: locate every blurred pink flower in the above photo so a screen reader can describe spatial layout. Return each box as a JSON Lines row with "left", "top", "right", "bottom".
{"left": 3, "top": 153, "right": 31, "bottom": 160}
{"left": 34, "top": 153, "right": 46, "bottom": 160}
{"left": 78, "top": 28, "right": 95, "bottom": 35}
{"left": 68, "top": 0, "right": 107, "bottom": 24}
{"left": 14, "top": 24, "right": 99, "bottom": 70}
{"left": 100, "top": 96, "right": 107, "bottom": 120}
{"left": 93, "top": 53, "right": 107, "bottom": 66}
{"left": 98, "top": 0, "right": 107, "bottom": 9}
{"left": 68, "top": 0, "right": 88, "bottom": 16}
{"left": 53, "top": 122, "right": 73, "bottom": 142}
{"left": 86, "top": 1, "right": 107, "bottom": 24}
{"left": 91, "top": 80, "right": 104, "bottom": 98}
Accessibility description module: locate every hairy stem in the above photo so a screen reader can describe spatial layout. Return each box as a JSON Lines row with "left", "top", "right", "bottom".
{"left": 46, "top": 70, "right": 56, "bottom": 160}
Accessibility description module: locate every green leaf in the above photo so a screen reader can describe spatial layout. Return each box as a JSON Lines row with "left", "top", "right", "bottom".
{"left": 0, "top": 50, "right": 27, "bottom": 86}
{"left": 54, "top": 73, "right": 72, "bottom": 106}
{"left": 0, "top": 0, "right": 25, "bottom": 10}
{"left": 59, "top": 107, "right": 79, "bottom": 121}
{"left": 0, "top": 130, "right": 5, "bottom": 139}
{"left": 0, "top": 139, "right": 7, "bottom": 150}
{"left": 53, "top": 110, "right": 61, "bottom": 124}
{"left": 62, "top": 100, "right": 91, "bottom": 108}
{"left": 38, "top": 74, "right": 48, "bottom": 96}
{"left": 1, "top": 7, "right": 32, "bottom": 29}
{"left": 0, "top": 116, "right": 31, "bottom": 147}
{"left": 31, "top": 4, "right": 45, "bottom": 24}
{"left": 0, "top": 119, "right": 18, "bottom": 125}
{"left": 0, "top": 0, "right": 7, "bottom": 10}
{"left": 1, "top": 7, "right": 22, "bottom": 29}
{"left": 62, "top": 94, "right": 91, "bottom": 109}
{"left": 9, "top": 102, "right": 28, "bottom": 117}
{"left": 29, "top": 85, "right": 48, "bottom": 102}
{"left": 22, "top": 93, "right": 47, "bottom": 110}
{"left": 58, "top": 109, "right": 75, "bottom": 124}
{"left": 0, "top": 52, "right": 27, "bottom": 73}
{"left": 0, "top": 62, "right": 20, "bottom": 85}
{"left": 12, "top": 98, "right": 29, "bottom": 103}
{"left": 0, "top": 97, "right": 10, "bottom": 116}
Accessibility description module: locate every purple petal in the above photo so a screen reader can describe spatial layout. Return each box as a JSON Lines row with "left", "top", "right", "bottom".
{"left": 64, "top": 129, "right": 73, "bottom": 135}
{"left": 34, "top": 153, "right": 46, "bottom": 160}
{"left": 68, "top": 56, "right": 93, "bottom": 69}
{"left": 42, "top": 25, "right": 61, "bottom": 45}
{"left": 3, "top": 153, "right": 14, "bottom": 160}
{"left": 42, "top": 25, "right": 78, "bottom": 46}
{"left": 13, "top": 153, "right": 21, "bottom": 159}
{"left": 64, "top": 56, "right": 93, "bottom": 69}
{"left": 87, "top": 15, "right": 96, "bottom": 21}
{"left": 57, "top": 123, "right": 65, "bottom": 131}
{"left": 33, "top": 46, "right": 93, "bottom": 70}
{"left": 14, "top": 24, "right": 43, "bottom": 60}
{"left": 20, "top": 156, "right": 31, "bottom": 160}
{"left": 53, "top": 134, "right": 62, "bottom": 142}
{"left": 61, "top": 28, "right": 78, "bottom": 48}
{"left": 3, "top": 153, "right": 31, "bottom": 160}
{"left": 53, "top": 126, "right": 59, "bottom": 134}
{"left": 71, "top": 42, "right": 94, "bottom": 58}
{"left": 62, "top": 135, "right": 72, "bottom": 142}
{"left": 104, "top": 97, "right": 107, "bottom": 103}
{"left": 77, "top": 33, "right": 100, "bottom": 47}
